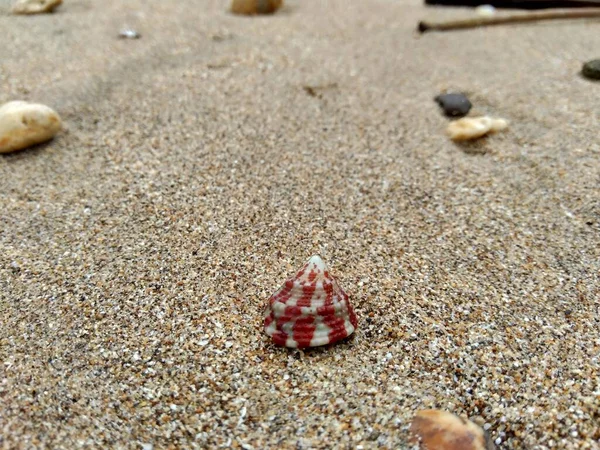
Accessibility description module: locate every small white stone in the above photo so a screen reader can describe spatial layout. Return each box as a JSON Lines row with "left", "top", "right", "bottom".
{"left": 446, "top": 116, "right": 508, "bottom": 141}
{"left": 475, "top": 4, "right": 496, "bottom": 17}
{"left": 238, "top": 406, "right": 247, "bottom": 426}
{"left": 119, "top": 29, "right": 141, "bottom": 39}
{"left": 0, "top": 101, "right": 62, "bottom": 153}
{"left": 12, "top": 0, "right": 62, "bottom": 14}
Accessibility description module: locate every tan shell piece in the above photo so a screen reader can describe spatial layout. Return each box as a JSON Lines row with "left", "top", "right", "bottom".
{"left": 447, "top": 116, "right": 508, "bottom": 141}
{"left": 12, "top": 0, "right": 62, "bottom": 14}
{"left": 231, "top": 0, "right": 283, "bottom": 15}
{"left": 0, "top": 101, "right": 62, "bottom": 153}
{"left": 410, "top": 409, "right": 495, "bottom": 450}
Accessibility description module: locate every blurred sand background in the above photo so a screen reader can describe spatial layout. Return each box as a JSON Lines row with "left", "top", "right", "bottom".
{"left": 0, "top": 0, "right": 599, "bottom": 448}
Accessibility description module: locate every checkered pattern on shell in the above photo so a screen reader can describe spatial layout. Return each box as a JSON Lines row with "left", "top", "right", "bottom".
{"left": 263, "top": 255, "right": 358, "bottom": 348}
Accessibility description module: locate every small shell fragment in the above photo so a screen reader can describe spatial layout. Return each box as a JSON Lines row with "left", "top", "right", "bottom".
{"left": 0, "top": 101, "right": 62, "bottom": 153}
{"left": 231, "top": 0, "right": 283, "bottom": 15}
{"left": 12, "top": 0, "right": 62, "bottom": 14}
{"left": 263, "top": 255, "right": 358, "bottom": 348}
{"left": 118, "top": 29, "right": 141, "bottom": 39}
{"left": 410, "top": 410, "right": 495, "bottom": 450}
{"left": 447, "top": 116, "right": 507, "bottom": 141}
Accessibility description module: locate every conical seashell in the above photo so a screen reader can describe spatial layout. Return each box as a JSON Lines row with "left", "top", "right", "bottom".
{"left": 263, "top": 255, "right": 358, "bottom": 348}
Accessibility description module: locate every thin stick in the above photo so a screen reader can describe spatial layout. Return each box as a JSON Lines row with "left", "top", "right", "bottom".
{"left": 418, "top": 8, "right": 600, "bottom": 32}
{"left": 425, "top": 0, "right": 600, "bottom": 9}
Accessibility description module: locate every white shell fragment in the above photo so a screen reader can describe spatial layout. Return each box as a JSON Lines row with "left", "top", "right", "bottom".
{"left": 447, "top": 116, "right": 508, "bottom": 141}
{"left": 0, "top": 101, "right": 62, "bottom": 153}
{"left": 12, "top": 0, "right": 62, "bottom": 14}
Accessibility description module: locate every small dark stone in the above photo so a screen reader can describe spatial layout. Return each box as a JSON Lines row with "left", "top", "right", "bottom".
{"left": 435, "top": 92, "right": 472, "bottom": 117}
{"left": 582, "top": 59, "right": 600, "bottom": 80}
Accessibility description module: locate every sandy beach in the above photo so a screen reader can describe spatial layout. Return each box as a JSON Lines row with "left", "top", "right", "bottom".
{"left": 1, "top": 0, "right": 599, "bottom": 448}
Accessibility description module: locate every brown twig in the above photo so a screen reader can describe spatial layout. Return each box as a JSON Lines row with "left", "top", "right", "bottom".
{"left": 418, "top": 7, "right": 600, "bottom": 32}
{"left": 425, "top": 0, "right": 600, "bottom": 9}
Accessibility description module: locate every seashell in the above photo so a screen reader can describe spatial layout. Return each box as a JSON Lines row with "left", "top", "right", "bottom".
{"left": 446, "top": 116, "right": 508, "bottom": 141}
{"left": 263, "top": 255, "right": 358, "bottom": 348}
{"left": 231, "top": 0, "right": 283, "bottom": 15}
{"left": 12, "top": 0, "right": 62, "bottom": 14}
{"left": 410, "top": 409, "right": 496, "bottom": 450}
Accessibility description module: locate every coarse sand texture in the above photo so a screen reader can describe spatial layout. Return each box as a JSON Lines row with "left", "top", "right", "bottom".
{"left": 1, "top": 0, "right": 599, "bottom": 448}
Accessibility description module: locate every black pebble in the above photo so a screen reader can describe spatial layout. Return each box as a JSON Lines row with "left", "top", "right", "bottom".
{"left": 582, "top": 59, "right": 600, "bottom": 80}
{"left": 434, "top": 92, "right": 472, "bottom": 117}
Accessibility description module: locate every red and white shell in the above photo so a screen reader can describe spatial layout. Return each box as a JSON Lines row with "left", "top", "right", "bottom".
{"left": 263, "top": 255, "right": 358, "bottom": 348}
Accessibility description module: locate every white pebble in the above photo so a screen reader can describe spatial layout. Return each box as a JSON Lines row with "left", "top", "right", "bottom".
{"left": 12, "top": 0, "right": 62, "bottom": 14}
{"left": 0, "top": 101, "right": 62, "bottom": 153}
{"left": 475, "top": 4, "right": 496, "bottom": 17}
{"left": 446, "top": 116, "right": 508, "bottom": 141}
{"left": 119, "top": 29, "right": 141, "bottom": 39}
